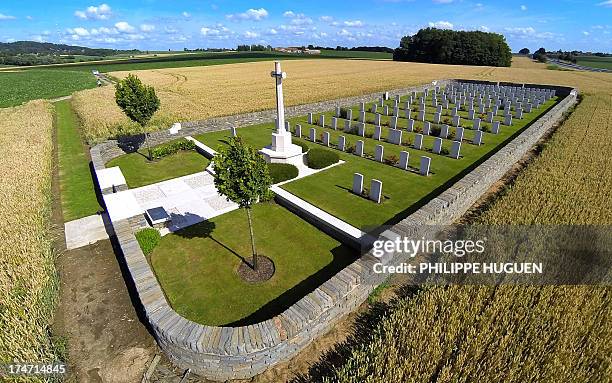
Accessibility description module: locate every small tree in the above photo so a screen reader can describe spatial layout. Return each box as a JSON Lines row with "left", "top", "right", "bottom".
{"left": 115, "top": 74, "right": 160, "bottom": 160}
{"left": 213, "top": 137, "right": 273, "bottom": 270}
{"left": 519, "top": 47, "right": 530, "bottom": 55}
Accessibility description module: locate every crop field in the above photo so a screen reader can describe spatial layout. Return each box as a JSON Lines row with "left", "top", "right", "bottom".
{"left": 72, "top": 59, "right": 612, "bottom": 144}
{"left": 317, "top": 94, "right": 612, "bottom": 382}
{"left": 320, "top": 49, "right": 392, "bottom": 59}
{"left": 0, "top": 69, "right": 97, "bottom": 108}
{"left": 576, "top": 55, "right": 612, "bottom": 70}
{"left": 0, "top": 101, "right": 62, "bottom": 366}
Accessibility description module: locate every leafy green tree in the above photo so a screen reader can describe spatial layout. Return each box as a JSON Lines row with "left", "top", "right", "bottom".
{"left": 393, "top": 28, "right": 512, "bottom": 67}
{"left": 115, "top": 74, "right": 160, "bottom": 160}
{"left": 519, "top": 47, "right": 530, "bottom": 55}
{"left": 213, "top": 137, "right": 273, "bottom": 270}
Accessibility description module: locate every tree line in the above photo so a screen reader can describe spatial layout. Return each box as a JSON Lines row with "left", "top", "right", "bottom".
{"left": 393, "top": 28, "right": 512, "bottom": 67}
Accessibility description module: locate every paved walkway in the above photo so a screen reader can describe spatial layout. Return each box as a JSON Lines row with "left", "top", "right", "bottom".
{"left": 103, "top": 171, "right": 238, "bottom": 234}
{"left": 64, "top": 214, "right": 113, "bottom": 250}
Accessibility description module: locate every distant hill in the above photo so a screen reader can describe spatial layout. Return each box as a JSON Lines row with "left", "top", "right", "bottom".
{"left": 0, "top": 41, "right": 138, "bottom": 57}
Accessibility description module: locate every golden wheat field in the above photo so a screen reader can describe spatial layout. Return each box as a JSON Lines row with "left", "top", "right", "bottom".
{"left": 0, "top": 101, "right": 60, "bottom": 366}
{"left": 323, "top": 93, "right": 612, "bottom": 383}
{"left": 72, "top": 58, "right": 612, "bottom": 143}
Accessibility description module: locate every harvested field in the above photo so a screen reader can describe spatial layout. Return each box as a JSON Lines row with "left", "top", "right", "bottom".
{"left": 0, "top": 101, "right": 62, "bottom": 365}
{"left": 73, "top": 59, "right": 612, "bottom": 143}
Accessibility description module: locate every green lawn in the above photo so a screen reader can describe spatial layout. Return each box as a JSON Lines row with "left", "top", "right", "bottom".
{"left": 149, "top": 202, "right": 356, "bottom": 326}
{"left": 0, "top": 70, "right": 97, "bottom": 107}
{"left": 575, "top": 56, "right": 612, "bottom": 70}
{"left": 106, "top": 143, "right": 209, "bottom": 188}
{"left": 55, "top": 100, "right": 102, "bottom": 221}
{"left": 320, "top": 49, "right": 393, "bottom": 60}
{"left": 196, "top": 93, "right": 558, "bottom": 230}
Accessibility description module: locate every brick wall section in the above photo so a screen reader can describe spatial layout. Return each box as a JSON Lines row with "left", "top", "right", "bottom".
{"left": 94, "top": 82, "right": 578, "bottom": 381}
{"left": 91, "top": 81, "right": 451, "bottom": 164}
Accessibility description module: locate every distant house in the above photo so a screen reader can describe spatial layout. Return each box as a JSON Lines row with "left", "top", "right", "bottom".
{"left": 92, "top": 70, "right": 100, "bottom": 75}
{"left": 274, "top": 47, "right": 321, "bottom": 55}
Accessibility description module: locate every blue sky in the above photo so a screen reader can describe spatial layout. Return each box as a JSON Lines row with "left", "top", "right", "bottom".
{"left": 0, "top": 1, "right": 610, "bottom": 52}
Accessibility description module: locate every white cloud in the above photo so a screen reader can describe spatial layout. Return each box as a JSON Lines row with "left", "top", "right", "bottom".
{"left": 267, "top": 28, "right": 278, "bottom": 35}
{"left": 182, "top": 11, "right": 191, "bottom": 18}
{"left": 582, "top": 31, "right": 590, "bottom": 36}
{"left": 283, "top": 11, "right": 295, "bottom": 17}
{"left": 74, "top": 3, "right": 112, "bottom": 20}
{"left": 226, "top": 8, "right": 268, "bottom": 21}
{"left": 0, "top": 13, "right": 16, "bottom": 20}
{"left": 115, "top": 21, "right": 135, "bottom": 33}
{"left": 200, "top": 24, "right": 233, "bottom": 39}
{"left": 479, "top": 25, "right": 490, "bottom": 32}
{"left": 290, "top": 14, "right": 313, "bottom": 26}
{"left": 597, "top": 0, "right": 612, "bottom": 6}
{"left": 504, "top": 26, "right": 556, "bottom": 40}
{"left": 244, "top": 31, "right": 259, "bottom": 38}
{"left": 338, "top": 28, "right": 352, "bottom": 37}
{"left": 428, "top": 20, "right": 454, "bottom": 29}
{"left": 200, "top": 27, "right": 220, "bottom": 36}
{"left": 520, "top": 5, "right": 527, "bottom": 11}
{"left": 68, "top": 27, "right": 90, "bottom": 36}
{"left": 26, "top": 15, "right": 33, "bottom": 20}
{"left": 140, "top": 24, "right": 155, "bottom": 32}
{"left": 319, "top": 15, "right": 333, "bottom": 22}
{"left": 344, "top": 20, "right": 364, "bottom": 28}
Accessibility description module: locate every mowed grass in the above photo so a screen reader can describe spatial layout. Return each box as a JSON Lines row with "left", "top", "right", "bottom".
{"left": 106, "top": 144, "right": 209, "bottom": 188}
{"left": 55, "top": 100, "right": 102, "bottom": 221}
{"left": 72, "top": 58, "right": 612, "bottom": 144}
{"left": 196, "top": 94, "right": 558, "bottom": 229}
{"left": 150, "top": 202, "right": 356, "bottom": 326}
{"left": 320, "top": 49, "right": 392, "bottom": 60}
{"left": 0, "top": 69, "right": 96, "bottom": 107}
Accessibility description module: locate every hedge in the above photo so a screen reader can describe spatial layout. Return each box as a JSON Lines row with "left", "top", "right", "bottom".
{"left": 307, "top": 148, "right": 339, "bottom": 169}
{"left": 150, "top": 139, "right": 196, "bottom": 159}
{"left": 135, "top": 228, "right": 162, "bottom": 255}
{"left": 268, "top": 163, "right": 299, "bottom": 183}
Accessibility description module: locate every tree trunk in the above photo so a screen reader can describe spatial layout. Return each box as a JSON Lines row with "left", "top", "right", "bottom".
{"left": 143, "top": 124, "right": 152, "bottom": 161}
{"left": 246, "top": 207, "right": 258, "bottom": 270}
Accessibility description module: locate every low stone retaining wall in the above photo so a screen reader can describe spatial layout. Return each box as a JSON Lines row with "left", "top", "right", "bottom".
{"left": 93, "top": 81, "right": 578, "bottom": 381}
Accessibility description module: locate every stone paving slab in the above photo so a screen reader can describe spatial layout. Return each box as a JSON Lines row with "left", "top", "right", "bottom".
{"left": 64, "top": 213, "right": 113, "bottom": 250}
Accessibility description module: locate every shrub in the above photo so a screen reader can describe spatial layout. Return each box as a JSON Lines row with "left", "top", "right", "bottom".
{"left": 136, "top": 228, "right": 162, "bottom": 255}
{"left": 481, "top": 124, "right": 491, "bottom": 133}
{"left": 384, "top": 154, "right": 399, "bottom": 165}
{"left": 268, "top": 163, "right": 299, "bottom": 183}
{"left": 340, "top": 107, "right": 351, "bottom": 119}
{"left": 150, "top": 139, "right": 196, "bottom": 159}
{"left": 431, "top": 125, "right": 441, "bottom": 137}
{"left": 307, "top": 148, "right": 340, "bottom": 169}
{"left": 295, "top": 141, "right": 310, "bottom": 153}
{"left": 440, "top": 147, "right": 450, "bottom": 155}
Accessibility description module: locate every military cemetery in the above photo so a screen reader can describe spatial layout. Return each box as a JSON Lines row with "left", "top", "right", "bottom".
{"left": 2, "top": 2, "right": 609, "bottom": 382}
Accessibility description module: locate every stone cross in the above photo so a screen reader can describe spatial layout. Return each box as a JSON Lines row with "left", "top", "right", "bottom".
{"left": 270, "top": 61, "right": 287, "bottom": 133}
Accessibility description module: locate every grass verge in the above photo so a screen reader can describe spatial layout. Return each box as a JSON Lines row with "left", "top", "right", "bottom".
{"left": 55, "top": 100, "right": 102, "bottom": 221}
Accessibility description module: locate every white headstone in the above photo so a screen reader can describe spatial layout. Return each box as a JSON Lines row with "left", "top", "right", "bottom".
{"left": 453, "top": 115, "right": 461, "bottom": 127}
{"left": 347, "top": 109, "right": 353, "bottom": 121}
{"left": 353, "top": 173, "right": 363, "bottom": 195}
{"left": 473, "top": 118, "right": 481, "bottom": 131}
{"left": 399, "top": 151, "right": 409, "bottom": 170}
{"left": 375, "top": 145, "right": 384, "bottom": 162}
{"left": 308, "top": 113, "right": 313, "bottom": 124}
{"left": 295, "top": 124, "right": 302, "bottom": 138}
{"left": 319, "top": 114, "right": 325, "bottom": 127}
{"left": 418, "top": 110, "right": 425, "bottom": 122}
{"left": 309, "top": 127, "right": 317, "bottom": 142}
{"left": 450, "top": 140, "right": 461, "bottom": 159}
{"left": 473, "top": 130, "right": 483, "bottom": 145}
{"left": 373, "top": 125, "right": 382, "bottom": 140}
{"left": 338, "top": 135, "right": 346, "bottom": 151}
{"left": 406, "top": 119, "right": 414, "bottom": 132}
{"left": 433, "top": 137, "right": 443, "bottom": 154}
{"left": 358, "top": 122, "right": 366, "bottom": 137}
{"left": 492, "top": 121, "right": 501, "bottom": 134}
{"left": 423, "top": 121, "right": 431, "bottom": 136}
{"left": 388, "top": 129, "right": 403, "bottom": 145}
{"left": 355, "top": 140, "right": 364, "bottom": 156}
{"left": 413, "top": 133, "right": 423, "bottom": 150}
{"left": 336, "top": 107, "right": 341, "bottom": 118}
{"left": 344, "top": 120, "right": 352, "bottom": 133}
{"left": 323, "top": 131, "right": 330, "bottom": 147}
{"left": 231, "top": 127, "right": 237, "bottom": 137}
{"left": 374, "top": 114, "right": 381, "bottom": 126}
{"left": 370, "top": 179, "right": 383, "bottom": 203}
{"left": 440, "top": 124, "right": 449, "bottom": 139}
{"left": 434, "top": 112, "right": 441, "bottom": 124}
{"left": 420, "top": 156, "right": 431, "bottom": 176}
{"left": 504, "top": 114, "right": 512, "bottom": 126}
{"left": 331, "top": 117, "right": 338, "bottom": 130}
{"left": 359, "top": 111, "right": 366, "bottom": 123}
{"left": 455, "top": 127, "right": 465, "bottom": 142}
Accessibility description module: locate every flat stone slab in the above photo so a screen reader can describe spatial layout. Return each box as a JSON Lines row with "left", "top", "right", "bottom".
{"left": 97, "top": 166, "right": 127, "bottom": 190}
{"left": 64, "top": 214, "right": 113, "bottom": 250}
{"left": 103, "top": 172, "right": 239, "bottom": 234}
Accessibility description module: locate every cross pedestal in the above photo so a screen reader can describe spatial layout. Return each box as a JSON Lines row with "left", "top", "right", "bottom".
{"left": 260, "top": 61, "right": 305, "bottom": 169}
